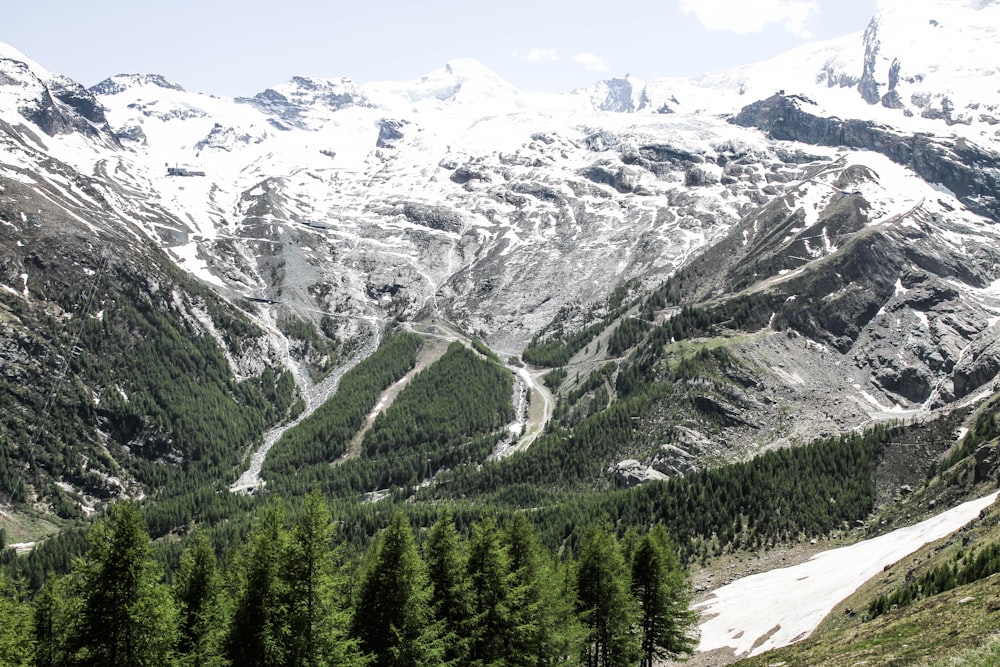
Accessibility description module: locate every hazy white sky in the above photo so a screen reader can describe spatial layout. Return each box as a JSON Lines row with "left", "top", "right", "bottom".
{"left": 7, "top": 0, "right": 878, "bottom": 97}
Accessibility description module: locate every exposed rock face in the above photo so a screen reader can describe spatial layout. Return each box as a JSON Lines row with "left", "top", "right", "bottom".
{"left": 613, "top": 459, "right": 668, "bottom": 486}
{"left": 21, "top": 77, "right": 114, "bottom": 140}
{"left": 731, "top": 95, "right": 1000, "bottom": 220}
{"left": 580, "top": 161, "right": 642, "bottom": 193}
{"left": 195, "top": 123, "right": 257, "bottom": 152}
{"left": 235, "top": 76, "right": 370, "bottom": 127}
{"left": 587, "top": 76, "right": 649, "bottom": 113}
{"left": 974, "top": 445, "right": 999, "bottom": 484}
{"left": 858, "top": 17, "right": 883, "bottom": 105}
{"left": 398, "top": 202, "right": 464, "bottom": 233}
{"left": 376, "top": 119, "right": 406, "bottom": 148}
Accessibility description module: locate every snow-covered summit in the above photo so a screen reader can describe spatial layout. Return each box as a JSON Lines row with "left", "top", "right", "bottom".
{"left": 0, "top": 41, "right": 115, "bottom": 145}
{"left": 90, "top": 74, "right": 186, "bottom": 96}
{"left": 0, "top": 41, "right": 60, "bottom": 86}
{"left": 575, "top": 0, "right": 1000, "bottom": 144}
{"left": 853, "top": 0, "right": 1000, "bottom": 122}
{"left": 0, "top": 40, "right": 72, "bottom": 108}
{"left": 364, "top": 58, "right": 525, "bottom": 110}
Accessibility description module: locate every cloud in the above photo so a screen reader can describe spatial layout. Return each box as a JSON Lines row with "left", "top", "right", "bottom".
{"left": 679, "top": 0, "right": 820, "bottom": 38}
{"left": 523, "top": 48, "right": 559, "bottom": 63}
{"left": 572, "top": 52, "right": 610, "bottom": 72}
{"left": 876, "top": 0, "right": 980, "bottom": 9}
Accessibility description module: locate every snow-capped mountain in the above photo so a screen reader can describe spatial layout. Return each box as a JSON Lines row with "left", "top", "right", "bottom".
{"left": 2, "top": 0, "right": 1000, "bottom": 505}
{"left": 582, "top": 0, "right": 1000, "bottom": 138}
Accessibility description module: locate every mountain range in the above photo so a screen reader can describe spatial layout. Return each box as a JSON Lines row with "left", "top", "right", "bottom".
{"left": 3, "top": 1, "right": 1000, "bottom": 661}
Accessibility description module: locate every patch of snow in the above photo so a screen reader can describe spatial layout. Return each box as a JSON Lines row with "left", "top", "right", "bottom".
{"left": 697, "top": 491, "right": 1000, "bottom": 658}
{"left": 859, "top": 390, "right": 905, "bottom": 413}
{"left": 168, "top": 243, "right": 224, "bottom": 287}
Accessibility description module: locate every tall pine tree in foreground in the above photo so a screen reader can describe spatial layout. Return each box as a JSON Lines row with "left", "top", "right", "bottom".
{"left": 284, "top": 490, "right": 366, "bottom": 667}
{"left": 465, "top": 516, "right": 516, "bottom": 667}
{"left": 0, "top": 570, "right": 32, "bottom": 667}
{"left": 173, "top": 530, "right": 227, "bottom": 667}
{"left": 576, "top": 526, "right": 639, "bottom": 667}
{"left": 504, "top": 512, "right": 583, "bottom": 667}
{"left": 227, "top": 502, "right": 290, "bottom": 667}
{"left": 353, "top": 510, "right": 441, "bottom": 667}
{"left": 33, "top": 573, "right": 74, "bottom": 667}
{"left": 425, "top": 510, "right": 472, "bottom": 666}
{"left": 70, "top": 500, "right": 178, "bottom": 666}
{"left": 631, "top": 525, "right": 697, "bottom": 666}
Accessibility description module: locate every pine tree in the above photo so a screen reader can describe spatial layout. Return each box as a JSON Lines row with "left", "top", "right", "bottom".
{"left": 0, "top": 570, "right": 32, "bottom": 667}
{"left": 70, "top": 500, "right": 178, "bottom": 666}
{"left": 466, "top": 517, "right": 515, "bottom": 667}
{"left": 504, "top": 513, "right": 583, "bottom": 667}
{"left": 576, "top": 526, "right": 639, "bottom": 667}
{"left": 227, "top": 503, "right": 290, "bottom": 667}
{"left": 353, "top": 511, "right": 440, "bottom": 667}
{"left": 173, "top": 531, "right": 227, "bottom": 666}
{"left": 284, "top": 490, "right": 366, "bottom": 667}
{"left": 425, "top": 510, "right": 472, "bottom": 665}
{"left": 630, "top": 525, "right": 697, "bottom": 666}
{"left": 33, "top": 573, "right": 75, "bottom": 667}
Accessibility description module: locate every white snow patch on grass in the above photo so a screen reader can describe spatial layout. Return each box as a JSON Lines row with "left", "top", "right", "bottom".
{"left": 696, "top": 491, "right": 1000, "bottom": 658}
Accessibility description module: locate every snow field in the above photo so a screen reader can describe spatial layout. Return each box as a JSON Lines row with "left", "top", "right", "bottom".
{"left": 696, "top": 490, "right": 1000, "bottom": 657}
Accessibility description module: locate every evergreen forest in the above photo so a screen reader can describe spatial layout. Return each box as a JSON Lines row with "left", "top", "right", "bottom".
{"left": 0, "top": 494, "right": 696, "bottom": 667}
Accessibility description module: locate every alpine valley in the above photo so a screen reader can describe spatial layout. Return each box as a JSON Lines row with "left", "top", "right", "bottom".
{"left": 4, "top": 1, "right": 1000, "bottom": 665}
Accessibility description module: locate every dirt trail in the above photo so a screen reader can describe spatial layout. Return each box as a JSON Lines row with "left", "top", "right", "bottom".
{"left": 336, "top": 335, "right": 452, "bottom": 464}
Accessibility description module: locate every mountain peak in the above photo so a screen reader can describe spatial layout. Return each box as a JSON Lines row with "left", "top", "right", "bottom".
{"left": 0, "top": 41, "right": 54, "bottom": 81}
{"left": 440, "top": 57, "right": 502, "bottom": 79}
{"left": 377, "top": 58, "right": 520, "bottom": 105}
{"left": 90, "top": 74, "right": 186, "bottom": 96}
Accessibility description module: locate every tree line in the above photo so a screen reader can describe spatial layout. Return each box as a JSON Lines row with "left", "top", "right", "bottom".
{"left": 423, "top": 419, "right": 891, "bottom": 562}
{"left": 0, "top": 494, "right": 696, "bottom": 667}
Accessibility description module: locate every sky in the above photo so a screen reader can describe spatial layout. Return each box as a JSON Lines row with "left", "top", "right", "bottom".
{"left": 7, "top": 0, "right": 879, "bottom": 98}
